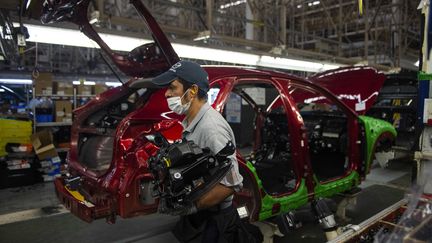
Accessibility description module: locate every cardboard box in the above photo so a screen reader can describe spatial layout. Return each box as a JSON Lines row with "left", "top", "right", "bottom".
{"left": 55, "top": 100, "right": 72, "bottom": 122}
{"left": 34, "top": 73, "right": 53, "bottom": 96}
{"left": 30, "top": 130, "right": 59, "bottom": 160}
{"left": 94, "top": 84, "right": 108, "bottom": 95}
{"left": 77, "top": 85, "right": 93, "bottom": 96}
{"left": 55, "top": 82, "right": 74, "bottom": 95}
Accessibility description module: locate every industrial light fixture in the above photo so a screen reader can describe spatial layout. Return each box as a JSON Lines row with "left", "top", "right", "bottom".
{"left": 89, "top": 11, "right": 100, "bottom": 25}
{"left": 73, "top": 81, "right": 96, "bottom": 85}
{"left": 415, "top": 60, "right": 420, "bottom": 67}
{"left": 23, "top": 23, "right": 342, "bottom": 73}
{"left": 258, "top": 56, "right": 340, "bottom": 72}
{"left": 219, "top": 0, "right": 247, "bottom": 9}
{"left": 173, "top": 43, "right": 260, "bottom": 66}
{"left": 308, "top": 1, "right": 320, "bottom": 6}
{"left": 0, "top": 88, "right": 5, "bottom": 92}
{"left": 0, "top": 85, "right": 14, "bottom": 92}
{"left": 105, "top": 82, "right": 122, "bottom": 87}
{"left": 193, "top": 30, "right": 211, "bottom": 42}
{"left": 0, "top": 79, "right": 33, "bottom": 84}
{"left": 24, "top": 24, "right": 150, "bottom": 52}
{"left": 25, "top": 0, "right": 32, "bottom": 9}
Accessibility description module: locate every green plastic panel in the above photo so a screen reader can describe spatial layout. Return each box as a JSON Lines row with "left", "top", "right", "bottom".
{"left": 246, "top": 162, "right": 308, "bottom": 221}
{"left": 418, "top": 71, "right": 432, "bottom": 80}
{"left": 358, "top": 116, "right": 397, "bottom": 172}
{"left": 314, "top": 171, "right": 359, "bottom": 198}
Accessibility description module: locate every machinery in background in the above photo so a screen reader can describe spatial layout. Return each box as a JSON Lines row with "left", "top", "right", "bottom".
{"left": 367, "top": 72, "right": 419, "bottom": 164}
{"left": 330, "top": 189, "right": 432, "bottom": 243}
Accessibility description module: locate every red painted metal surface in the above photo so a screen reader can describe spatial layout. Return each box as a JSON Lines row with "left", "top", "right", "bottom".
{"left": 38, "top": 0, "right": 389, "bottom": 222}
{"left": 308, "top": 67, "right": 386, "bottom": 114}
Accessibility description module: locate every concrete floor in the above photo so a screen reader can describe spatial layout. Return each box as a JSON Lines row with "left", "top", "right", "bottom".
{"left": 0, "top": 159, "right": 414, "bottom": 243}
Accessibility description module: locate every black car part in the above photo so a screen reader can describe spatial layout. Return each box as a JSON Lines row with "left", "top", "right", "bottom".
{"left": 149, "top": 134, "right": 234, "bottom": 210}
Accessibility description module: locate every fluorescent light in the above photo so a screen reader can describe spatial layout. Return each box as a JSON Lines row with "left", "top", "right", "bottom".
{"left": 308, "top": 1, "right": 320, "bottom": 6}
{"left": 193, "top": 30, "right": 211, "bottom": 41}
{"left": 297, "top": 4, "right": 302, "bottom": 8}
{"left": 25, "top": 24, "right": 151, "bottom": 52}
{"left": 24, "top": 23, "right": 342, "bottom": 72}
{"left": 89, "top": 18, "right": 98, "bottom": 25}
{"left": 89, "top": 11, "right": 100, "bottom": 25}
{"left": 415, "top": 60, "right": 419, "bottom": 67}
{"left": 322, "top": 63, "right": 341, "bottom": 70}
{"left": 73, "top": 81, "right": 96, "bottom": 85}
{"left": 0, "top": 79, "right": 33, "bottom": 84}
{"left": 0, "top": 85, "right": 13, "bottom": 92}
{"left": 257, "top": 56, "right": 339, "bottom": 72}
{"left": 172, "top": 43, "right": 260, "bottom": 66}
{"left": 0, "top": 88, "right": 5, "bottom": 92}
{"left": 25, "top": 0, "right": 32, "bottom": 10}
{"left": 105, "top": 82, "right": 122, "bottom": 87}
{"left": 193, "top": 35, "right": 210, "bottom": 41}
{"left": 220, "top": 0, "right": 247, "bottom": 9}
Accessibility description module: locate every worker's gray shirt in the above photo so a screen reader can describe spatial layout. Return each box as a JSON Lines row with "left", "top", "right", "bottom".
{"left": 182, "top": 102, "right": 243, "bottom": 206}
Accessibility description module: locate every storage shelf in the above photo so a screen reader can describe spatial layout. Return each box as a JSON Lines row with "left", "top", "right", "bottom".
{"left": 36, "top": 122, "right": 72, "bottom": 127}
{"left": 370, "top": 106, "right": 416, "bottom": 111}
{"left": 35, "top": 94, "right": 74, "bottom": 98}
{"left": 76, "top": 94, "right": 96, "bottom": 97}
{"left": 378, "top": 94, "right": 417, "bottom": 99}
{"left": 56, "top": 148, "right": 70, "bottom": 153}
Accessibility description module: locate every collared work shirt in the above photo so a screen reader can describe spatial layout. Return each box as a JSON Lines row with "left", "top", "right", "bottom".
{"left": 182, "top": 102, "right": 243, "bottom": 191}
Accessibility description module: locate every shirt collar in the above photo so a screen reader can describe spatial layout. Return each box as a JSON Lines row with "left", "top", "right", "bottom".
{"left": 182, "top": 102, "right": 211, "bottom": 134}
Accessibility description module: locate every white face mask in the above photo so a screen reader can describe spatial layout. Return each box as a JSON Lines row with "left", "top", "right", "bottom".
{"left": 167, "top": 89, "right": 192, "bottom": 115}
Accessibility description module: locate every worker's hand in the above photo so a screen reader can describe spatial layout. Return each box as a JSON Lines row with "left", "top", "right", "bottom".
{"left": 158, "top": 198, "right": 197, "bottom": 216}
{"left": 158, "top": 198, "right": 170, "bottom": 214}
{"left": 170, "top": 201, "right": 198, "bottom": 216}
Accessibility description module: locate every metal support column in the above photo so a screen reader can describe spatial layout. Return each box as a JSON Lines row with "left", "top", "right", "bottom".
{"left": 364, "top": 0, "right": 369, "bottom": 63}
{"left": 416, "top": 0, "right": 432, "bottom": 196}
{"left": 245, "top": 1, "right": 254, "bottom": 48}
{"left": 206, "top": 0, "right": 213, "bottom": 33}
{"left": 280, "top": 4, "right": 287, "bottom": 46}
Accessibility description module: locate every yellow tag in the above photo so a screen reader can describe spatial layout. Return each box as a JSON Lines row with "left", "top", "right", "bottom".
{"left": 65, "top": 186, "right": 85, "bottom": 202}
{"left": 64, "top": 186, "right": 95, "bottom": 207}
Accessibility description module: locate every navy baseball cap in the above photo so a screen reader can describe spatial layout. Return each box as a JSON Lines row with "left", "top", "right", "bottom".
{"left": 151, "top": 60, "right": 209, "bottom": 92}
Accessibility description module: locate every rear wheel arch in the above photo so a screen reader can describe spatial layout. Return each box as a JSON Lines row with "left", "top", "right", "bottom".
{"left": 233, "top": 160, "right": 261, "bottom": 222}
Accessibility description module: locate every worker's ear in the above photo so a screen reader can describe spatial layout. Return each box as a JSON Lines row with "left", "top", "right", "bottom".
{"left": 190, "top": 85, "right": 198, "bottom": 97}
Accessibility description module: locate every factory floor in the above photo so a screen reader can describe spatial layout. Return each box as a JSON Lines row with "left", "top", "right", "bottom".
{"left": 0, "top": 158, "right": 414, "bottom": 243}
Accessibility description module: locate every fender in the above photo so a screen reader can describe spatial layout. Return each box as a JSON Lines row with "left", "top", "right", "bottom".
{"left": 358, "top": 115, "right": 397, "bottom": 174}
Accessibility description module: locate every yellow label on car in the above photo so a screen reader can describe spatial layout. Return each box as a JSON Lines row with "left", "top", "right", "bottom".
{"left": 64, "top": 186, "right": 95, "bottom": 207}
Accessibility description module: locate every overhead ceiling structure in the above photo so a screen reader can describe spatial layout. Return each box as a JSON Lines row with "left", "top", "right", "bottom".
{"left": 0, "top": 0, "right": 421, "bottom": 79}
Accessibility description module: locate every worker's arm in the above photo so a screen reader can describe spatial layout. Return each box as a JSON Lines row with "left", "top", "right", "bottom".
{"left": 195, "top": 184, "right": 234, "bottom": 210}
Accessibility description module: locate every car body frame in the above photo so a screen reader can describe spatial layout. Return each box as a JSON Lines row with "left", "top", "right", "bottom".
{"left": 35, "top": 0, "right": 396, "bottom": 223}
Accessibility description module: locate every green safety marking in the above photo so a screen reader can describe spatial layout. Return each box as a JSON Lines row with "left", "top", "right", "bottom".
{"left": 418, "top": 71, "right": 432, "bottom": 80}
